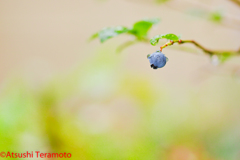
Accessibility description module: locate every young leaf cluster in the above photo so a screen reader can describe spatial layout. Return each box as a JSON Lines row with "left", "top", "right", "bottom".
{"left": 90, "top": 18, "right": 160, "bottom": 43}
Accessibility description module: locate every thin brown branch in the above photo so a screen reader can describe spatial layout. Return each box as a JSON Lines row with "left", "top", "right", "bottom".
{"left": 230, "top": 0, "right": 240, "bottom": 7}
{"left": 160, "top": 40, "right": 240, "bottom": 56}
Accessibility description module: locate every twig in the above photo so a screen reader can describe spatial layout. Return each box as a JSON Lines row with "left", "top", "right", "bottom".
{"left": 160, "top": 40, "right": 240, "bottom": 56}
{"left": 230, "top": 0, "right": 240, "bottom": 7}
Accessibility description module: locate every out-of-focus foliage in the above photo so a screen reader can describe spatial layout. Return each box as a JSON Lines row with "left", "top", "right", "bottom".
{"left": 156, "top": 0, "right": 170, "bottom": 4}
{"left": 218, "top": 52, "right": 232, "bottom": 63}
{"left": 129, "top": 0, "right": 227, "bottom": 25}
{"left": 209, "top": 10, "right": 223, "bottom": 23}
{"left": 187, "top": 9, "right": 224, "bottom": 23}
{"left": 1, "top": 49, "right": 240, "bottom": 160}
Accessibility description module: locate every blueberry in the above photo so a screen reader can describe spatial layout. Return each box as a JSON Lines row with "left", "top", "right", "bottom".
{"left": 147, "top": 50, "right": 168, "bottom": 69}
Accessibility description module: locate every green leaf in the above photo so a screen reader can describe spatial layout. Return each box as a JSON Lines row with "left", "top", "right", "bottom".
{"left": 163, "top": 34, "right": 179, "bottom": 41}
{"left": 99, "top": 26, "right": 129, "bottom": 42}
{"left": 150, "top": 33, "right": 179, "bottom": 46}
{"left": 91, "top": 26, "right": 129, "bottom": 43}
{"left": 130, "top": 18, "right": 160, "bottom": 38}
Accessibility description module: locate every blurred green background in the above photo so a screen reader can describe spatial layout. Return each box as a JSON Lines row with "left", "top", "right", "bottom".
{"left": 0, "top": 0, "right": 240, "bottom": 159}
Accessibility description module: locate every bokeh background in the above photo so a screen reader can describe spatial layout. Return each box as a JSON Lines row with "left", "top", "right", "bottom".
{"left": 0, "top": 0, "right": 240, "bottom": 159}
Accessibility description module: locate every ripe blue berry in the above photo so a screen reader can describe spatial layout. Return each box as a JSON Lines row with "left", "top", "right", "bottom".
{"left": 147, "top": 50, "right": 168, "bottom": 69}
